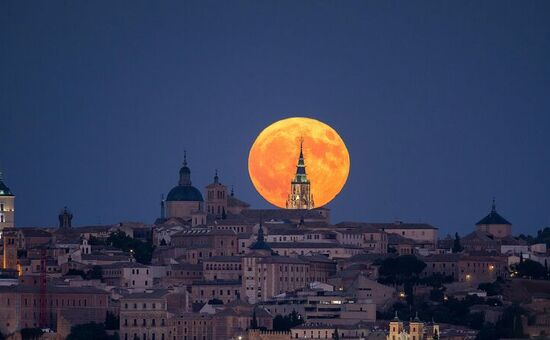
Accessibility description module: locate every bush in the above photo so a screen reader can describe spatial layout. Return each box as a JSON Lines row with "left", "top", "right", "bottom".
{"left": 67, "top": 322, "right": 118, "bottom": 340}
{"left": 20, "top": 328, "right": 43, "bottom": 340}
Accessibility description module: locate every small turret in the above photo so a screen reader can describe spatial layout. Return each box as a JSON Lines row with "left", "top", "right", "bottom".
{"left": 58, "top": 207, "right": 73, "bottom": 230}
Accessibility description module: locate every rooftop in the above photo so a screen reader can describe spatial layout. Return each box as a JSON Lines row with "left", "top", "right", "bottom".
{"left": 476, "top": 200, "right": 512, "bottom": 225}
{"left": 337, "top": 221, "right": 438, "bottom": 230}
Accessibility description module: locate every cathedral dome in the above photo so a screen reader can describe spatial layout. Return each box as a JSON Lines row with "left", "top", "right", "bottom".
{"left": 166, "top": 185, "right": 203, "bottom": 202}
{"left": 165, "top": 152, "right": 204, "bottom": 202}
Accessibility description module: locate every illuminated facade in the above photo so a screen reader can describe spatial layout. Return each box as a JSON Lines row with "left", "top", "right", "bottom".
{"left": 164, "top": 152, "right": 206, "bottom": 225}
{"left": 205, "top": 170, "right": 228, "bottom": 219}
{"left": 286, "top": 139, "right": 314, "bottom": 210}
{"left": 387, "top": 312, "right": 439, "bottom": 340}
{"left": 0, "top": 170, "right": 15, "bottom": 230}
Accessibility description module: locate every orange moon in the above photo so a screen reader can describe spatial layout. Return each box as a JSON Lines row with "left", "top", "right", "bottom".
{"left": 248, "top": 117, "right": 350, "bottom": 209}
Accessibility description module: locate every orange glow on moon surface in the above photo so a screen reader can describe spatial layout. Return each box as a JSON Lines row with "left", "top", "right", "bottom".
{"left": 248, "top": 117, "right": 350, "bottom": 209}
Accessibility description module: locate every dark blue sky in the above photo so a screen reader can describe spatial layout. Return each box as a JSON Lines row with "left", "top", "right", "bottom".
{"left": 1, "top": 1, "right": 549, "bottom": 236}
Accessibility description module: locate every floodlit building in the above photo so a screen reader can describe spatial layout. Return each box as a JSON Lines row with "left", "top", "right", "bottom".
{"left": 0, "top": 170, "right": 15, "bottom": 230}
{"left": 286, "top": 139, "right": 314, "bottom": 210}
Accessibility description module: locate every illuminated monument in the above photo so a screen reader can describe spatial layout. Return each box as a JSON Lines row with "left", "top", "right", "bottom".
{"left": 0, "top": 169, "right": 15, "bottom": 230}
{"left": 286, "top": 139, "right": 315, "bottom": 209}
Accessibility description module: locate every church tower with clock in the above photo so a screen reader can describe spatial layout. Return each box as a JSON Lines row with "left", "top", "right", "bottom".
{"left": 286, "top": 139, "right": 314, "bottom": 209}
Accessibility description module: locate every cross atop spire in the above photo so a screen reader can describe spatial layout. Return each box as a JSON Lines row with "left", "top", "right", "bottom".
{"left": 183, "top": 150, "right": 187, "bottom": 166}
{"left": 294, "top": 138, "right": 307, "bottom": 179}
{"left": 214, "top": 169, "right": 219, "bottom": 184}
{"left": 491, "top": 197, "right": 496, "bottom": 213}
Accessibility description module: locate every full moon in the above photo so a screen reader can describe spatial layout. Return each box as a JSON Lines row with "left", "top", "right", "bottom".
{"left": 248, "top": 117, "right": 350, "bottom": 209}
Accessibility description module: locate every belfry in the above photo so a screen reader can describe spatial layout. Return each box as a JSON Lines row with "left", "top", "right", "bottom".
{"left": 286, "top": 138, "right": 314, "bottom": 209}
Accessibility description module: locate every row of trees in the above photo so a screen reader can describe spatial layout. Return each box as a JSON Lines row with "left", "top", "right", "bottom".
{"left": 90, "top": 231, "right": 155, "bottom": 264}
{"left": 512, "top": 257, "right": 549, "bottom": 280}
{"left": 66, "top": 265, "right": 103, "bottom": 280}
{"left": 518, "top": 227, "right": 550, "bottom": 247}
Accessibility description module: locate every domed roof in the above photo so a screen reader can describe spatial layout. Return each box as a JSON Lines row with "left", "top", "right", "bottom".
{"left": 166, "top": 185, "right": 203, "bottom": 202}
{"left": 165, "top": 152, "right": 203, "bottom": 202}
{"left": 476, "top": 199, "right": 511, "bottom": 225}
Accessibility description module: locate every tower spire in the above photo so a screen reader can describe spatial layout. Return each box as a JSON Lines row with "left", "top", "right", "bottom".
{"left": 178, "top": 151, "right": 192, "bottom": 186}
{"left": 160, "top": 194, "right": 165, "bottom": 219}
{"left": 214, "top": 169, "right": 219, "bottom": 184}
{"left": 491, "top": 197, "right": 496, "bottom": 213}
{"left": 286, "top": 137, "right": 314, "bottom": 209}
{"left": 257, "top": 217, "right": 265, "bottom": 243}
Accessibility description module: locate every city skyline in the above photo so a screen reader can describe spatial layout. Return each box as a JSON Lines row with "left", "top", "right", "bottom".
{"left": 1, "top": 1, "right": 549, "bottom": 236}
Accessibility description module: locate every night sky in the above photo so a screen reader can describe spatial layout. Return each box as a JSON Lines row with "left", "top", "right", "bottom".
{"left": 1, "top": 1, "right": 549, "bottom": 236}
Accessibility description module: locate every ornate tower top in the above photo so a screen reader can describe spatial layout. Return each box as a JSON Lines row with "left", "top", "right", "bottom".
{"left": 0, "top": 169, "right": 14, "bottom": 197}
{"left": 58, "top": 207, "right": 73, "bottom": 229}
{"left": 293, "top": 137, "right": 308, "bottom": 183}
{"left": 179, "top": 150, "right": 192, "bottom": 186}
{"left": 286, "top": 138, "right": 314, "bottom": 209}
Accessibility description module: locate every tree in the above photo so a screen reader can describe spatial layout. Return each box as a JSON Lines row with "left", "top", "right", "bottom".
{"left": 333, "top": 326, "right": 340, "bottom": 340}
{"left": 66, "top": 269, "right": 87, "bottom": 277}
{"left": 273, "top": 311, "right": 303, "bottom": 331}
{"left": 378, "top": 255, "right": 427, "bottom": 284}
{"left": 87, "top": 265, "right": 103, "bottom": 280}
{"left": 475, "top": 326, "right": 498, "bottom": 340}
{"left": 494, "top": 305, "right": 527, "bottom": 338}
{"left": 430, "top": 288, "right": 445, "bottom": 302}
{"left": 20, "top": 328, "right": 43, "bottom": 340}
{"left": 515, "top": 259, "right": 546, "bottom": 279}
{"left": 66, "top": 322, "right": 117, "bottom": 340}
{"left": 452, "top": 233, "right": 463, "bottom": 253}
{"left": 250, "top": 309, "right": 258, "bottom": 329}
{"left": 108, "top": 231, "right": 155, "bottom": 264}
{"left": 208, "top": 298, "right": 223, "bottom": 305}
{"left": 105, "top": 311, "right": 120, "bottom": 330}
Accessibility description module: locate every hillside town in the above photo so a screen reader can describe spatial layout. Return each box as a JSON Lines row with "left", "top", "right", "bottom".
{"left": 0, "top": 159, "right": 549, "bottom": 340}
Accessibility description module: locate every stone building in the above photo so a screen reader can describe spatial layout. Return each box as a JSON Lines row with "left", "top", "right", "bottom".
{"left": 387, "top": 312, "right": 439, "bottom": 340}
{"left": 203, "top": 256, "right": 243, "bottom": 281}
{"left": 120, "top": 290, "right": 172, "bottom": 340}
{"left": 163, "top": 263, "right": 203, "bottom": 287}
{"left": 171, "top": 300, "right": 272, "bottom": 340}
{"left": 101, "top": 262, "right": 154, "bottom": 291}
{"left": 334, "top": 224, "right": 389, "bottom": 254}
{"left": 2, "top": 228, "right": 18, "bottom": 270}
{"left": 205, "top": 170, "right": 228, "bottom": 219}
{"left": 475, "top": 199, "right": 512, "bottom": 238}
{"left": 0, "top": 170, "right": 15, "bottom": 230}
{"left": 191, "top": 279, "right": 242, "bottom": 304}
{"left": 242, "top": 225, "right": 335, "bottom": 304}
{"left": 171, "top": 228, "right": 238, "bottom": 264}
{"left": 0, "top": 285, "right": 109, "bottom": 335}
{"left": 164, "top": 153, "right": 206, "bottom": 225}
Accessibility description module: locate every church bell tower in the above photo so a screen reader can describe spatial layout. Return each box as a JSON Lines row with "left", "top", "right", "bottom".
{"left": 0, "top": 169, "right": 15, "bottom": 230}
{"left": 286, "top": 138, "right": 314, "bottom": 209}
